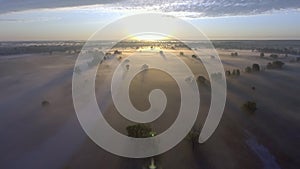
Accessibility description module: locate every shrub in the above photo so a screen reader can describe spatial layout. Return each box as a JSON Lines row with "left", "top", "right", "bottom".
{"left": 252, "top": 64, "right": 260, "bottom": 72}
{"left": 192, "top": 55, "right": 197, "bottom": 58}
{"left": 243, "top": 101, "right": 257, "bottom": 113}
{"left": 260, "top": 52, "right": 264, "bottom": 57}
{"left": 180, "top": 52, "right": 184, "bottom": 56}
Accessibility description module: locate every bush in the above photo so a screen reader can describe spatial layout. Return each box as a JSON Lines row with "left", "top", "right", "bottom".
{"left": 260, "top": 52, "right": 264, "bottom": 57}
{"left": 243, "top": 101, "right": 257, "bottom": 113}
{"left": 180, "top": 52, "right": 184, "bottom": 56}
{"left": 245, "top": 66, "right": 252, "bottom": 73}
{"left": 252, "top": 64, "right": 260, "bottom": 72}
{"left": 192, "top": 54, "right": 197, "bottom": 58}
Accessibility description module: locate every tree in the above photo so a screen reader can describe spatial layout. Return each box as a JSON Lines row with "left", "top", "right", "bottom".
{"left": 41, "top": 100, "right": 50, "bottom": 107}
{"left": 270, "top": 54, "right": 278, "bottom": 59}
{"left": 243, "top": 101, "right": 257, "bottom": 113}
{"left": 252, "top": 64, "right": 260, "bottom": 72}
{"left": 245, "top": 66, "right": 252, "bottom": 73}
{"left": 236, "top": 69, "right": 241, "bottom": 76}
{"left": 232, "top": 69, "right": 236, "bottom": 75}
{"left": 187, "top": 127, "right": 200, "bottom": 151}
{"left": 114, "top": 50, "right": 122, "bottom": 55}
{"left": 266, "top": 61, "right": 284, "bottom": 69}
{"left": 126, "top": 124, "right": 153, "bottom": 138}
{"left": 225, "top": 70, "right": 231, "bottom": 76}
{"left": 231, "top": 52, "right": 238, "bottom": 56}
{"left": 197, "top": 76, "right": 206, "bottom": 83}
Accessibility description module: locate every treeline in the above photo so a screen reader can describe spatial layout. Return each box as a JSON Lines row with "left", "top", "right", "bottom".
{"left": 256, "top": 47, "right": 300, "bottom": 55}
{"left": 212, "top": 40, "right": 300, "bottom": 54}
{"left": 0, "top": 44, "right": 83, "bottom": 55}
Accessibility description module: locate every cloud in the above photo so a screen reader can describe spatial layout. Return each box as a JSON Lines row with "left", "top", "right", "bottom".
{"left": 0, "top": 0, "right": 121, "bottom": 14}
{"left": 0, "top": 17, "right": 61, "bottom": 23}
{"left": 1, "top": 0, "right": 300, "bottom": 17}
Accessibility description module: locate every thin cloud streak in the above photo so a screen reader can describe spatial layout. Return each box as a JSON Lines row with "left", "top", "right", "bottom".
{"left": 0, "top": 0, "right": 300, "bottom": 17}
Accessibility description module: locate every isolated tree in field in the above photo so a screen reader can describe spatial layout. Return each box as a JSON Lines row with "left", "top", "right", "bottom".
{"left": 126, "top": 124, "right": 153, "bottom": 138}
{"left": 197, "top": 75, "right": 206, "bottom": 83}
{"left": 231, "top": 52, "right": 238, "bottom": 56}
{"left": 41, "top": 100, "right": 50, "bottom": 107}
{"left": 252, "top": 64, "right": 260, "bottom": 72}
{"left": 270, "top": 54, "right": 278, "bottom": 59}
{"left": 266, "top": 61, "right": 284, "bottom": 69}
{"left": 232, "top": 69, "right": 237, "bottom": 75}
{"left": 243, "top": 101, "right": 257, "bottom": 113}
{"left": 225, "top": 70, "right": 231, "bottom": 76}
{"left": 114, "top": 50, "right": 122, "bottom": 55}
{"left": 245, "top": 66, "right": 252, "bottom": 73}
{"left": 236, "top": 69, "right": 241, "bottom": 76}
{"left": 187, "top": 127, "right": 200, "bottom": 151}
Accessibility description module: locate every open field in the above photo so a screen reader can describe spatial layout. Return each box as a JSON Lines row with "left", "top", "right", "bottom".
{"left": 0, "top": 41, "right": 299, "bottom": 169}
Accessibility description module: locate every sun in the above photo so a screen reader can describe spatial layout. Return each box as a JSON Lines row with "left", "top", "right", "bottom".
{"left": 131, "top": 33, "right": 169, "bottom": 41}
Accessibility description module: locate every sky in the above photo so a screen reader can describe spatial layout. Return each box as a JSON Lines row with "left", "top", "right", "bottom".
{"left": 0, "top": 0, "right": 299, "bottom": 41}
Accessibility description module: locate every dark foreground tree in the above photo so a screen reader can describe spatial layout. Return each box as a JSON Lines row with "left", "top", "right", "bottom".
{"left": 126, "top": 124, "right": 153, "bottom": 138}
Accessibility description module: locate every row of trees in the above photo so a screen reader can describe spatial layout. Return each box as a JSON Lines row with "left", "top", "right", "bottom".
{"left": 244, "top": 63, "right": 261, "bottom": 73}
{"left": 226, "top": 69, "right": 240, "bottom": 76}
